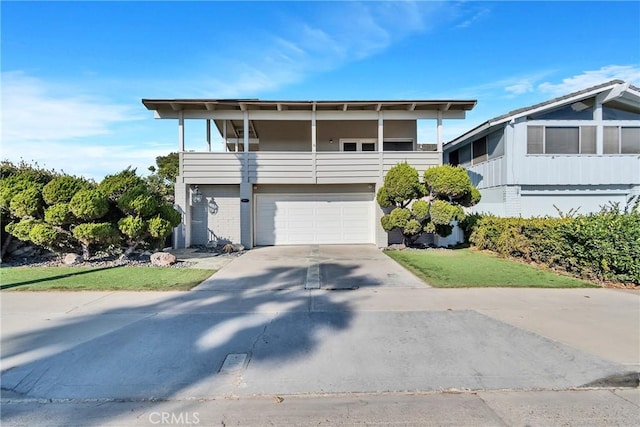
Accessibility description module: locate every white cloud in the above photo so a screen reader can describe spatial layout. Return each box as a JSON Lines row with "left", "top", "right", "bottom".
{"left": 538, "top": 65, "right": 640, "bottom": 96}
{"left": 0, "top": 71, "right": 160, "bottom": 180}
{"left": 1, "top": 71, "right": 140, "bottom": 142}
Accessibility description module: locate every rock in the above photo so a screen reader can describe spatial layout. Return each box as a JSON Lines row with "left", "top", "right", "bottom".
{"left": 387, "top": 244, "right": 406, "bottom": 251}
{"left": 11, "top": 246, "right": 36, "bottom": 257}
{"left": 150, "top": 252, "right": 177, "bottom": 267}
{"left": 63, "top": 253, "right": 83, "bottom": 265}
{"left": 223, "top": 243, "right": 245, "bottom": 253}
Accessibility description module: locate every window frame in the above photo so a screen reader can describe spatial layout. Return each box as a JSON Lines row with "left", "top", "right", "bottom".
{"left": 339, "top": 138, "right": 377, "bottom": 152}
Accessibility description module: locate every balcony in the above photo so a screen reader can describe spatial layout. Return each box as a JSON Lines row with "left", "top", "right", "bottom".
{"left": 179, "top": 151, "right": 441, "bottom": 184}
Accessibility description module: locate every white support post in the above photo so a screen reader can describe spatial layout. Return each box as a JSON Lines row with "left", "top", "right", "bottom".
{"left": 223, "top": 120, "right": 228, "bottom": 152}
{"left": 178, "top": 110, "right": 185, "bottom": 151}
{"left": 378, "top": 112, "right": 384, "bottom": 152}
{"left": 206, "top": 119, "right": 211, "bottom": 152}
{"left": 437, "top": 111, "right": 443, "bottom": 153}
{"left": 243, "top": 111, "right": 249, "bottom": 153}
{"left": 595, "top": 94, "right": 604, "bottom": 154}
{"left": 311, "top": 112, "right": 317, "bottom": 152}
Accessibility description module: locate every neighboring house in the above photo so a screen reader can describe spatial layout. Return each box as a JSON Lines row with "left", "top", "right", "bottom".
{"left": 142, "top": 99, "right": 476, "bottom": 248}
{"left": 443, "top": 80, "right": 640, "bottom": 217}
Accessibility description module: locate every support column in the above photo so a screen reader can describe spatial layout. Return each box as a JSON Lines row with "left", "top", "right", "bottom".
{"left": 376, "top": 111, "right": 386, "bottom": 247}
{"left": 378, "top": 112, "right": 384, "bottom": 152}
{"left": 595, "top": 94, "right": 604, "bottom": 154}
{"left": 240, "top": 111, "right": 253, "bottom": 248}
{"left": 311, "top": 111, "right": 317, "bottom": 182}
{"left": 178, "top": 110, "right": 185, "bottom": 151}
{"left": 206, "top": 119, "right": 211, "bottom": 152}
{"left": 223, "top": 120, "right": 228, "bottom": 152}
{"left": 437, "top": 111, "right": 443, "bottom": 153}
{"left": 240, "top": 183, "right": 253, "bottom": 249}
{"left": 173, "top": 182, "right": 189, "bottom": 249}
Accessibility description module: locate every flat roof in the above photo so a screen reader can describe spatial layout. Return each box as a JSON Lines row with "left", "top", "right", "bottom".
{"left": 142, "top": 98, "right": 477, "bottom": 113}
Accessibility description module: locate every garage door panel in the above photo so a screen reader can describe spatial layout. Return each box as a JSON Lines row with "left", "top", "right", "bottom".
{"left": 256, "top": 193, "right": 373, "bottom": 245}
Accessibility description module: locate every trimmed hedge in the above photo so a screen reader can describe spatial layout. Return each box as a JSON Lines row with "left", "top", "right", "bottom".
{"left": 470, "top": 199, "right": 640, "bottom": 285}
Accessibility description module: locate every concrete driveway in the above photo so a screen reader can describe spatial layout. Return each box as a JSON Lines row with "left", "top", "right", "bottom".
{"left": 193, "top": 244, "right": 427, "bottom": 291}
{"left": 2, "top": 245, "right": 639, "bottom": 425}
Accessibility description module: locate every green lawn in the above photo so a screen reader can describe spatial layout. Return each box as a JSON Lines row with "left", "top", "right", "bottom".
{"left": 0, "top": 266, "right": 216, "bottom": 291}
{"left": 385, "top": 248, "right": 597, "bottom": 288}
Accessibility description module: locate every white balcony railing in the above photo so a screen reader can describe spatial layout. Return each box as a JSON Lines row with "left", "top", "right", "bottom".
{"left": 180, "top": 151, "right": 441, "bottom": 184}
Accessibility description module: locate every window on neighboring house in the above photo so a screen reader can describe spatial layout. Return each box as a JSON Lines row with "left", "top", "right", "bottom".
{"left": 603, "top": 102, "right": 640, "bottom": 120}
{"left": 458, "top": 144, "right": 472, "bottom": 167}
{"left": 605, "top": 126, "right": 640, "bottom": 154}
{"left": 343, "top": 142, "right": 357, "bottom": 151}
{"left": 472, "top": 137, "right": 488, "bottom": 164}
{"left": 527, "top": 125, "right": 596, "bottom": 154}
{"left": 448, "top": 150, "right": 459, "bottom": 166}
{"left": 487, "top": 130, "right": 505, "bottom": 159}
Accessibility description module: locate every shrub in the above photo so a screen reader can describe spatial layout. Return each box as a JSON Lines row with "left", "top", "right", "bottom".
{"left": 42, "top": 176, "right": 91, "bottom": 205}
{"left": 470, "top": 199, "right": 640, "bottom": 284}
{"left": 29, "top": 223, "right": 60, "bottom": 248}
{"left": 0, "top": 175, "right": 43, "bottom": 209}
{"left": 5, "top": 218, "right": 40, "bottom": 241}
{"left": 72, "top": 222, "right": 119, "bottom": 259}
{"left": 118, "top": 215, "right": 146, "bottom": 240}
{"left": 69, "top": 189, "right": 109, "bottom": 221}
{"left": 44, "top": 203, "right": 73, "bottom": 226}
{"left": 158, "top": 203, "right": 182, "bottom": 228}
{"left": 9, "top": 187, "right": 43, "bottom": 218}
{"left": 148, "top": 216, "right": 172, "bottom": 239}
{"left": 118, "top": 187, "right": 158, "bottom": 218}
{"left": 424, "top": 165, "right": 472, "bottom": 199}
{"left": 98, "top": 168, "right": 145, "bottom": 201}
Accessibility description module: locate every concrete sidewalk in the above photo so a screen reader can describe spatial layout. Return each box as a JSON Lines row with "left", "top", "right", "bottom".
{"left": 2, "top": 389, "right": 639, "bottom": 426}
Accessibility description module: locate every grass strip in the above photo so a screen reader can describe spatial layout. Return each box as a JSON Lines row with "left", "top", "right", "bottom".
{"left": 385, "top": 248, "right": 596, "bottom": 288}
{"left": 0, "top": 266, "right": 215, "bottom": 291}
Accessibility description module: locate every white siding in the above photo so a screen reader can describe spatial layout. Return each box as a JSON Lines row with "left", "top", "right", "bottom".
{"left": 190, "top": 185, "right": 240, "bottom": 245}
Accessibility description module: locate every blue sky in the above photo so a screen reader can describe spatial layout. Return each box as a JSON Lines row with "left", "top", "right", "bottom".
{"left": 2, "top": 1, "right": 639, "bottom": 180}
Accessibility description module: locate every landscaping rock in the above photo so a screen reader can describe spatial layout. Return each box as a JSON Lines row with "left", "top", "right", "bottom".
{"left": 150, "top": 252, "right": 177, "bottom": 267}
{"left": 387, "top": 244, "right": 406, "bottom": 251}
{"left": 63, "top": 253, "right": 83, "bottom": 265}
{"left": 223, "top": 243, "right": 245, "bottom": 253}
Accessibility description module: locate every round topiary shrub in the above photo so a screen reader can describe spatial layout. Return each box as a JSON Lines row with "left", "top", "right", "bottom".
{"left": 42, "top": 176, "right": 91, "bottom": 205}
{"left": 5, "top": 218, "right": 40, "bottom": 241}
{"left": 9, "top": 187, "right": 43, "bottom": 218}
{"left": 44, "top": 203, "right": 73, "bottom": 226}
{"left": 117, "top": 215, "right": 146, "bottom": 239}
{"left": 148, "top": 216, "right": 172, "bottom": 239}
{"left": 424, "top": 165, "right": 472, "bottom": 199}
{"left": 29, "top": 223, "right": 60, "bottom": 248}
{"left": 69, "top": 189, "right": 109, "bottom": 221}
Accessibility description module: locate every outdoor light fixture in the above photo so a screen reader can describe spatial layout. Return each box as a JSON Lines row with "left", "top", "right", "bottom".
{"left": 207, "top": 197, "right": 219, "bottom": 215}
{"left": 329, "top": 138, "right": 334, "bottom": 144}
{"left": 191, "top": 185, "right": 203, "bottom": 203}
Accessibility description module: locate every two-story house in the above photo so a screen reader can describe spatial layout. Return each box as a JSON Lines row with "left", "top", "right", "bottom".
{"left": 142, "top": 99, "right": 476, "bottom": 248}
{"left": 443, "top": 80, "right": 640, "bottom": 217}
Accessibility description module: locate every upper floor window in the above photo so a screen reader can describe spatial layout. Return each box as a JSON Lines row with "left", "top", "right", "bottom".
{"left": 528, "top": 99, "right": 594, "bottom": 120}
{"left": 340, "top": 139, "right": 376, "bottom": 152}
{"left": 527, "top": 125, "right": 596, "bottom": 154}
{"left": 604, "top": 127, "right": 640, "bottom": 154}
{"left": 448, "top": 129, "right": 505, "bottom": 167}
{"left": 603, "top": 101, "right": 640, "bottom": 120}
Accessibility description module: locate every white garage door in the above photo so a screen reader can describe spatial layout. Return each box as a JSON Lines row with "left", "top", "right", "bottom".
{"left": 255, "top": 193, "right": 373, "bottom": 245}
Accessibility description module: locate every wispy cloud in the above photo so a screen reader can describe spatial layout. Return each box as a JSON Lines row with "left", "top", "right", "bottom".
{"left": 190, "top": 1, "right": 453, "bottom": 98}
{"left": 537, "top": 65, "right": 640, "bottom": 96}
{"left": 2, "top": 71, "right": 140, "bottom": 142}
{"left": 1, "top": 71, "right": 163, "bottom": 179}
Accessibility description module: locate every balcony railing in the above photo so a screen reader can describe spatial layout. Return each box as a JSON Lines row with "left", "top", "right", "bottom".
{"left": 180, "top": 151, "right": 441, "bottom": 184}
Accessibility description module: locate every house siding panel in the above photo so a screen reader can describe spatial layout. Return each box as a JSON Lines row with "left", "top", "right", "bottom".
{"left": 190, "top": 185, "right": 241, "bottom": 246}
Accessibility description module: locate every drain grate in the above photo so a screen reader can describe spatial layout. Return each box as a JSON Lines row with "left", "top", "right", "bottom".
{"left": 219, "top": 353, "right": 249, "bottom": 374}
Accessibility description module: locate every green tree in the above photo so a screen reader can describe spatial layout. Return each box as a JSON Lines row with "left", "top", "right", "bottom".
{"left": 378, "top": 163, "right": 481, "bottom": 246}
{"left": 147, "top": 152, "right": 178, "bottom": 202}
